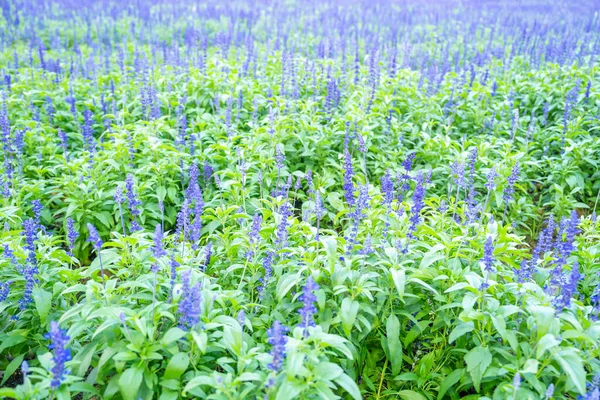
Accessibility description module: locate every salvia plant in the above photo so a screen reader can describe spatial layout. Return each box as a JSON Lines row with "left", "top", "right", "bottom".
{"left": 0, "top": 0, "right": 600, "bottom": 399}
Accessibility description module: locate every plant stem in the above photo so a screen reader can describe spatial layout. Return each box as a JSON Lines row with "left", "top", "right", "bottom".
{"left": 376, "top": 357, "right": 388, "bottom": 399}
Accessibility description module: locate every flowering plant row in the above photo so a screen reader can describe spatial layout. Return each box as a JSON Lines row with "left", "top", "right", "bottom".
{"left": 0, "top": 0, "right": 599, "bottom": 399}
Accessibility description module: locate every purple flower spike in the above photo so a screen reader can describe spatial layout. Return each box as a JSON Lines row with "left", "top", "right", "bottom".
{"left": 298, "top": 276, "right": 319, "bottom": 336}
{"left": 178, "top": 270, "right": 202, "bottom": 331}
{"left": 267, "top": 320, "right": 289, "bottom": 372}
{"left": 86, "top": 223, "right": 103, "bottom": 251}
{"left": 45, "top": 321, "right": 71, "bottom": 389}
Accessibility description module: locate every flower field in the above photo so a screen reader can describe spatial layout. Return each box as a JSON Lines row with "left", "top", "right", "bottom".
{"left": 0, "top": 0, "right": 600, "bottom": 399}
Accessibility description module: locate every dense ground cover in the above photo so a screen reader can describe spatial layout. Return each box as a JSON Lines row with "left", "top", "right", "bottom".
{"left": 0, "top": 0, "right": 599, "bottom": 399}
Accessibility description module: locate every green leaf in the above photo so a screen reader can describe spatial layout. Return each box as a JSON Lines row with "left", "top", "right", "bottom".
{"left": 70, "top": 382, "right": 101, "bottom": 396}
{"left": 408, "top": 277, "right": 439, "bottom": 296}
{"left": 161, "top": 327, "right": 187, "bottom": 346}
{"left": 183, "top": 375, "right": 214, "bottom": 394}
{"left": 391, "top": 268, "right": 405, "bottom": 300}
{"left": 464, "top": 346, "right": 492, "bottom": 392}
{"left": 191, "top": 331, "right": 208, "bottom": 354}
{"left": 33, "top": 287, "right": 52, "bottom": 324}
{"left": 437, "top": 369, "right": 464, "bottom": 400}
{"left": 333, "top": 373, "right": 361, "bottom": 400}
{"left": 163, "top": 353, "right": 190, "bottom": 380}
{"left": 276, "top": 273, "right": 299, "bottom": 301}
{"left": 222, "top": 324, "right": 243, "bottom": 356}
{"left": 419, "top": 245, "right": 446, "bottom": 270}
{"left": 321, "top": 236, "right": 338, "bottom": 273}
{"left": 522, "top": 359, "right": 539, "bottom": 374}
{"left": 341, "top": 298, "right": 359, "bottom": 337}
{"left": 0, "top": 353, "right": 24, "bottom": 385}
{"left": 449, "top": 321, "right": 474, "bottom": 344}
{"left": 314, "top": 362, "right": 343, "bottom": 381}
{"left": 386, "top": 314, "right": 403, "bottom": 375}
{"left": 0, "top": 335, "right": 26, "bottom": 353}
{"left": 553, "top": 350, "right": 586, "bottom": 394}
{"left": 398, "top": 390, "right": 427, "bottom": 400}
{"left": 0, "top": 389, "right": 16, "bottom": 398}
{"left": 529, "top": 305, "right": 555, "bottom": 339}
{"left": 119, "top": 367, "right": 143, "bottom": 400}
{"left": 536, "top": 334, "right": 560, "bottom": 359}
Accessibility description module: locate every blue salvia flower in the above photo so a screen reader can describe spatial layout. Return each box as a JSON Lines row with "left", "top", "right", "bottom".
{"left": 539, "top": 216, "right": 556, "bottom": 254}
{"left": 482, "top": 236, "right": 495, "bottom": 273}
{"left": 275, "top": 145, "right": 285, "bottom": 171}
{"left": 247, "top": 213, "right": 262, "bottom": 259}
{"left": 513, "top": 372, "right": 521, "bottom": 392}
{"left": 293, "top": 176, "right": 302, "bottom": 192}
{"left": 249, "top": 213, "right": 262, "bottom": 245}
{"left": 357, "top": 133, "right": 366, "bottom": 153}
{"left": 579, "top": 387, "right": 600, "bottom": 400}
{"left": 515, "top": 259, "right": 532, "bottom": 283}
{"left": 31, "top": 200, "right": 44, "bottom": 232}
{"left": 4, "top": 245, "right": 19, "bottom": 268}
{"left": 465, "top": 148, "right": 479, "bottom": 224}
{"left": 14, "top": 129, "right": 26, "bottom": 162}
{"left": 152, "top": 224, "right": 166, "bottom": 273}
{"left": 359, "top": 235, "right": 375, "bottom": 256}
{"left": 21, "top": 360, "right": 28, "bottom": 383}
{"left": 19, "top": 263, "right": 37, "bottom": 310}
{"left": 347, "top": 184, "right": 370, "bottom": 249}
{"left": 343, "top": 145, "right": 355, "bottom": 207}
{"left": 87, "top": 223, "right": 105, "bottom": 283}
{"left": 485, "top": 167, "right": 498, "bottom": 191}
{"left": 178, "top": 270, "right": 202, "bottom": 331}
{"left": 203, "top": 242, "right": 213, "bottom": 271}
{"left": 395, "top": 154, "right": 415, "bottom": 217}
{"left": 585, "top": 81, "right": 592, "bottom": 102}
{"left": 542, "top": 102, "right": 550, "bottom": 126}
{"left": 298, "top": 276, "right": 319, "bottom": 336}
{"left": 66, "top": 218, "right": 78, "bottom": 256}
{"left": 506, "top": 162, "right": 520, "bottom": 198}
{"left": 407, "top": 173, "right": 426, "bottom": 242}
{"left": 544, "top": 384, "right": 554, "bottom": 399}
{"left": 402, "top": 153, "right": 416, "bottom": 173}
{"left": 306, "top": 170, "right": 314, "bottom": 194}
{"left": 0, "top": 280, "right": 10, "bottom": 302}
{"left": 258, "top": 251, "right": 274, "bottom": 299}
{"left": 125, "top": 174, "right": 142, "bottom": 232}
{"left": 481, "top": 167, "right": 498, "bottom": 215}
{"left": 0, "top": 174, "right": 10, "bottom": 198}
{"left": 451, "top": 160, "right": 465, "bottom": 188}
{"left": 276, "top": 202, "right": 292, "bottom": 249}
{"left": 189, "top": 184, "right": 204, "bottom": 250}
{"left": 169, "top": 252, "right": 180, "bottom": 299}
{"left": 203, "top": 162, "right": 213, "bottom": 185}
{"left": 176, "top": 198, "right": 190, "bottom": 242}
{"left": 315, "top": 191, "right": 324, "bottom": 241}
{"left": 503, "top": 162, "right": 520, "bottom": 222}
{"left": 381, "top": 169, "right": 394, "bottom": 207}
{"left": 45, "top": 321, "right": 71, "bottom": 389}
{"left": 22, "top": 219, "right": 38, "bottom": 268}
{"left": 553, "top": 262, "right": 582, "bottom": 311}
{"left": 185, "top": 163, "right": 200, "bottom": 199}
{"left": 237, "top": 310, "right": 246, "bottom": 329}
{"left": 86, "top": 223, "right": 103, "bottom": 251}
{"left": 114, "top": 185, "right": 124, "bottom": 204}
{"left": 558, "top": 211, "right": 579, "bottom": 260}
{"left": 82, "top": 109, "right": 96, "bottom": 156}
{"left": 267, "top": 321, "right": 289, "bottom": 372}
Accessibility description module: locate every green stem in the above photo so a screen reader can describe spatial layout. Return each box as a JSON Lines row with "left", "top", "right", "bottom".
{"left": 376, "top": 358, "right": 388, "bottom": 400}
